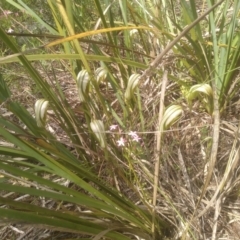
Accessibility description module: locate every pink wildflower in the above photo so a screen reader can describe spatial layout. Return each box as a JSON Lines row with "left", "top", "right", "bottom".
{"left": 128, "top": 131, "right": 138, "bottom": 138}
{"left": 128, "top": 131, "right": 141, "bottom": 142}
{"left": 132, "top": 135, "right": 141, "bottom": 142}
{"left": 110, "top": 124, "right": 118, "bottom": 131}
{"left": 117, "top": 137, "right": 125, "bottom": 147}
{"left": 7, "top": 28, "right": 14, "bottom": 33}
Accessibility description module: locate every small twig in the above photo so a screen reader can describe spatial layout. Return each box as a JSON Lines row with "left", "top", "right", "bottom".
{"left": 17, "top": 227, "right": 34, "bottom": 240}
{"left": 9, "top": 225, "right": 24, "bottom": 235}
{"left": 178, "top": 148, "right": 195, "bottom": 207}
{"left": 196, "top": 74, "right": 221, "bottom": 212}
{"left": 212, "top": 196, "right": 222, "bottom": 240}
{"left": 152, "top": 71, "right": 168, "bottom": 236}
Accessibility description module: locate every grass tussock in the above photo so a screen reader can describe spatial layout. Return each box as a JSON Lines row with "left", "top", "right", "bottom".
{"left": 0, "top": 0, "right": 240, "bottom": 239}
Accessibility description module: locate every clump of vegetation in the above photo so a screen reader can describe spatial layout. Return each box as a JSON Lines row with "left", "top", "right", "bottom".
{"left": 0, "top": 0, "right": 240, "bottom": 239}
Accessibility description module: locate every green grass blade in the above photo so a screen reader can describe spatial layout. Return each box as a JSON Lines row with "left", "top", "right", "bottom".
{"left": 6, "top": 0, "right": 58, "bottom": 34}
